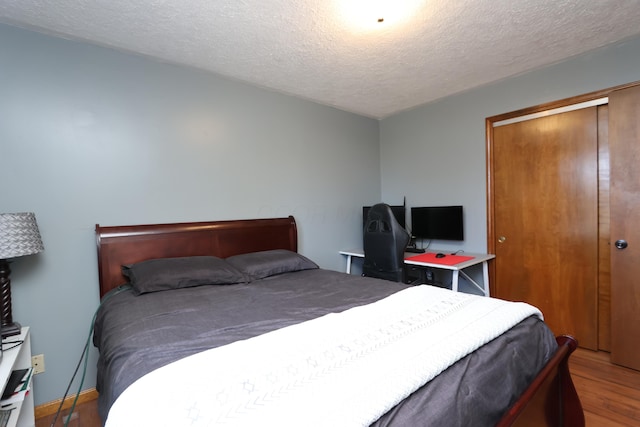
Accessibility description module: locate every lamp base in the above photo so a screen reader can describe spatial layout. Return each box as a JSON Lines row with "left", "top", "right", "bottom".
{"left": 1, "top": 321, "right": 22, "bottom": 339}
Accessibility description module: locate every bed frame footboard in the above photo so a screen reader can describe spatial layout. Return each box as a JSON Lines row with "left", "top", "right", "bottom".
{"left": 497, "top": 335, "right": 584, "bottom": 427}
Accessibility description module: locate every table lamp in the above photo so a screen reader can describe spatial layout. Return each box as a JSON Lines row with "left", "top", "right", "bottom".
{"left": 0, "top": 212, "right": 44, "bottom": 338}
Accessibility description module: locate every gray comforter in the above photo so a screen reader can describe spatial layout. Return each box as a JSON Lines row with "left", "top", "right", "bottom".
{"left": 93, "top": 269, "right": 556, "bottom": 426}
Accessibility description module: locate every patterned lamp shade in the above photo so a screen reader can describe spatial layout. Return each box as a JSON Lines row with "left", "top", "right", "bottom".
{"left": 0, "top": 212, "right": 44, "bottom": 259}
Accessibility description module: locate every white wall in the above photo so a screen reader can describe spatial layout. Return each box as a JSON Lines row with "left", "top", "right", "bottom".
{"left": 0, "top": 23, "right": 380, "bottom": 406}
{"left": 380, "top": 36, "right": 640, "bottom": 254}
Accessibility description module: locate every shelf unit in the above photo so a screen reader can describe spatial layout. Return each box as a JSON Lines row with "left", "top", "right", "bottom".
{"left": 0, "top": 327, "right": 35, "bottom": 427}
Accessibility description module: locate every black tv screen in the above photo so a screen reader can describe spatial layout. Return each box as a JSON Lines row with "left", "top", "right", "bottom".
{"left": 410, "top": 206, "right": 464, "bottom": 241}
{"left": 363, "top": 205, "right": 406, "bottom": 229}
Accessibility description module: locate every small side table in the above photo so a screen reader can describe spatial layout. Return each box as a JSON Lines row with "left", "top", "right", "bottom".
{"left": 0, "top": 327, "right": 35, "bottom": 427}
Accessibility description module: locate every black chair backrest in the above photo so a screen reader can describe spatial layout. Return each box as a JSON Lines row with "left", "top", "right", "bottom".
{"left": 362, "top": 203, "right": 410, "bottom": 282}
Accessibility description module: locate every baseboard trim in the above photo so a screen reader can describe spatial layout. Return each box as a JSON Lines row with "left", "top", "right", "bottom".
{"left": 34, "top": 388, "right": 99, "bottom": 419}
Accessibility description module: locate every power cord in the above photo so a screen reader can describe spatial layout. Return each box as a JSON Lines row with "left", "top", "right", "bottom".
{"left": 1, "top": 340, "right": 24, "bottom": 352}
{"left": 50, "top": 284, "right": 132, "bottom": 427}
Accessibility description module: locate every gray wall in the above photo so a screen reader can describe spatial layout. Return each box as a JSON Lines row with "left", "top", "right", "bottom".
{"left": 380, "top": 36, "right": 640, "bottom": 254}
{"left": 0, "top": 23, "right": 380, "bottom": 406}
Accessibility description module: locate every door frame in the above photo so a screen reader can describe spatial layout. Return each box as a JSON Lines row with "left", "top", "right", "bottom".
{"left": 485, "top": 81, "right": 639, "bottom": 296}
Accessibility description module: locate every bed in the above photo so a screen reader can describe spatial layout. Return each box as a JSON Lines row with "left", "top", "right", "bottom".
{"left": 92, "top": 216, "right": 584, "bottom": 426}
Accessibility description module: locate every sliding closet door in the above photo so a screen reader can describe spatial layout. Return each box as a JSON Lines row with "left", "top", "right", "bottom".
{"left": 609, "top": 85, "right": 640, "bottom": 370}
{"left": 491, "top": 107, "right": 599, "bottom": 350}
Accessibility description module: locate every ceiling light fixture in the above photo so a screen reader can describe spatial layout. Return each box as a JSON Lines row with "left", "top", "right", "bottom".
{"left": 336, "top": 0, "right": 422, "bottom": 32}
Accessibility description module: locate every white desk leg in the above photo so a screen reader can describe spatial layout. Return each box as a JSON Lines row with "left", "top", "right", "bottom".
{"left": 457, "top": 269, "right": 490, "bottom": 297}
{"left": 482, "top": 261, "right": 490, "bottom": 297}
{"left": 452, "top": 271, "right": 459, "bottom": 292}
{"left": 345, "top": 254, "right": 353, "bottom": 274}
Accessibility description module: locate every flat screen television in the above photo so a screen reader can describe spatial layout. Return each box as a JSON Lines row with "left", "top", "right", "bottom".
{"left": 363, "top": 205, "right": 406, "bottom": 229}
{"left": 410, "top": 206, "right": 464, "bottom": 241}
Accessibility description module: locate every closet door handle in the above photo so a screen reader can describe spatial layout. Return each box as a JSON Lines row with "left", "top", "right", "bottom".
{"left": 615, "top": 239, "right": 628, "bottom": 249}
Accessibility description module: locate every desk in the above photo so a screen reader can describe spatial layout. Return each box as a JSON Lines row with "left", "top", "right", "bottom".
{"left": 339, "top": 249, "right": 495, "bottom": 296}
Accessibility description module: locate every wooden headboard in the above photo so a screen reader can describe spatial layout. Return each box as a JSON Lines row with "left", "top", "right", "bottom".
{"left": 95, "top": 216, "right": 298, "bottom": 297}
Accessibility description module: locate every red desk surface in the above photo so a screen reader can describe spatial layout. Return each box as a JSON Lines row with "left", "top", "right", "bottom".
{"left": 405, "top": 252, "right": 474, "bottom": 265}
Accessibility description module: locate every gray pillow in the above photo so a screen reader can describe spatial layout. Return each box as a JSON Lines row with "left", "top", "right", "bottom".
{"left": 122, "top": 256, "right": 247, "bottom": 295}
{"left": 226, "top": 249, "right": 318, "bottom": 280}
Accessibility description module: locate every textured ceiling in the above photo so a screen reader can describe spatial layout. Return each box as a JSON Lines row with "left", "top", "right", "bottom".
{"left": 2, "top": 0, "right": 640, "bottom": 118}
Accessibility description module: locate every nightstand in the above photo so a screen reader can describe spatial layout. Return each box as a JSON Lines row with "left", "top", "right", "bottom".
{"left": 0, "top": 327, "right": 35, "bottom": 427}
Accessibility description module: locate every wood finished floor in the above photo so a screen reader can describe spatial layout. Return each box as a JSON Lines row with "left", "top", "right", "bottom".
{"left": 570, "top": 348, "right": 640, "bottom": 426}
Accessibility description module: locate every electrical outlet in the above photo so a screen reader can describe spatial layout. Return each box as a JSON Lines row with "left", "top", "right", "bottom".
{"left": 31, "top": 354, "right": 45, "bottom": 375}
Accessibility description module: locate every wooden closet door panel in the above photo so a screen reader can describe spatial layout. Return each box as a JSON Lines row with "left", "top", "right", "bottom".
{"left": 609, "top": 86, "right": 640, "bottom": 370}
{"left": 492, "top": 107, "right": 599, "bottom": 350}
{"left": 597, "top": 105, "right": 611, "bottom": 352}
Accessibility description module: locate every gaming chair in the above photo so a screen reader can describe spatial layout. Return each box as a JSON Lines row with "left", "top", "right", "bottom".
{"left": 362, "top": 203, "right": 410, "bottom": 283}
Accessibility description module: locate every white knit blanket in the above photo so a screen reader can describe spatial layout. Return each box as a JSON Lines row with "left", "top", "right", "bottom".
{"left": 106, "top": 285, "right": 542, "bottom": 427}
